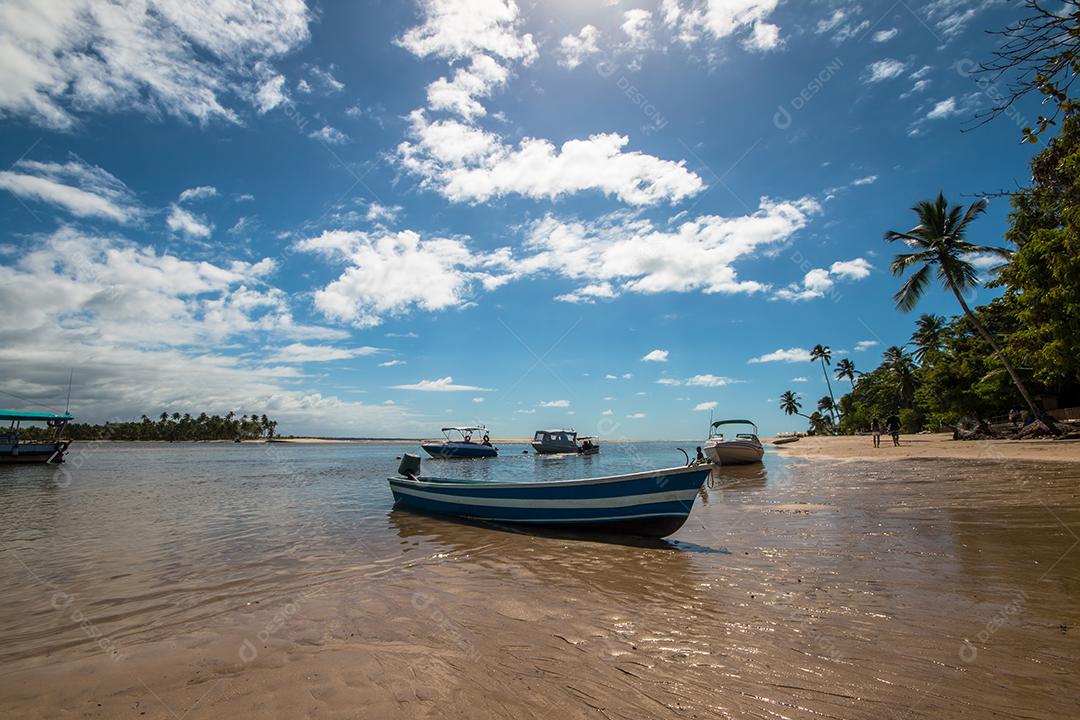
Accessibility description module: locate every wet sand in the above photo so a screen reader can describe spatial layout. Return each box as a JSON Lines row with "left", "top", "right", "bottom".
{"left": 1, "top": 450, "right": 1078, "bottom": 719}
{"left": 773, "top": 431, "right": 1080, "bottom": 463}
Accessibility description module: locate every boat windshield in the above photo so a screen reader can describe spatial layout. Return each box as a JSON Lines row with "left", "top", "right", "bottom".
{"left": 442, "top": 427, "right": 489, "bottom": 442}
{"left": 709, "top": 419, "right": 758, "bottom": 438}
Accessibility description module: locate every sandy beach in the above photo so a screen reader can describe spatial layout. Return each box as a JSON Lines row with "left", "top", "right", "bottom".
{"left": 1, "top": 441, "right": 1078, "bottom": 719}
{"left": 770, "top": 431, "right": 1080, "bottom": 464}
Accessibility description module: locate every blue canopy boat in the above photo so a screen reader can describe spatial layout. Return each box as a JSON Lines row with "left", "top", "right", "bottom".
{"left": 388, "top": 455, "right": 711, "bottom": 538}
{"left": 420, "top": 426, "right": 498, "bottom": 459}
{"left": 0, "top": 410, "right": 73, "bottom": 464}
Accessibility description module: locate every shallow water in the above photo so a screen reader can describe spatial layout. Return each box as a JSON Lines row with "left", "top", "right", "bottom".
{"left": 0, "top": 442, "right": 1078, "bottom": 719}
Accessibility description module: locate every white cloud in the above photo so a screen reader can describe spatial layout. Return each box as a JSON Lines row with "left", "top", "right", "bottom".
{"left": 270, "top": 343, "right": 381, "bottom": 363}
{"left": 863, "top": 59, "right": 908, "bottom": 83}
{"left": 558, "top": 25, "right": 601, "bottom": 69}
{"left": 390, "top": 376, "right": 493, "bottom": 392}
{"left": 815, "top": 9, "right": 847, "bottom": 34}
{"left": 0, "top": 156, "right": 140, "bottom": 222}
{"left": 296, "top": 228, "right": 513, "bottom": 328}
{"left": 398, "top": 112, "right": 704, "bottom": 206}
{"left": 743, "top": 20, "right": 781, "bottom": 50}
{"left": 0, "top": 0, "right": 311, "bottom": 129}
{"left": 748, "top": 347, "right": 812, "bottom": 363}
{"left": 527, "top": 196, "right": 820, "bottom": 303}
{"left": 309, "top": 125, "right": 350, "bottom": 144}
{"left": 307, "top": 65, "right": 344, "bottom": 93}
{"left": 872, "top": 28, "right": 898, "bottom": 42}
{"left": 601, "top": 409, "right": 614, "bottom": 416}
{"left": 366, "top": 202, "right": 402, "bottom": 223}
{"left": 626, "top": 412, "right": 646, "bottom": 419}
{"left": 854, "top": 340, "right": 879, "bottom": 352}
{"left": 655, "top": 374, "right": 737, "bottom": 387}
{"left": 472, "top": 397, "right": 484, "bottom": 403}
{"left": 694, "top": 401, "right": 718, "bottom": 411}
{"left": 178, "top": 185, "right": 218, "bottom": 203}
{"left": 791, "top": 376, "right": 808, "bottom": 382}
{"left": 426, "top": 54, "right": 509, "bottom": 120}
{"left": 773, "top": 258, "right": 871, "bottom": 301}
{"left": 661, "top": 0, "right": 782, "bottom": 52}
{"left": 851, "top": 175, "right": 877, "bottom": 186}
{"left": 255, "top": 74, "right": 288, "bottom": 113}
{"left": 167, "top": 204, "right": 213, "bottom": 238}
{"left": 924, "top": 0, "right": 1003, "bottom": 37}
{"left": 813, "top": 8, "right": 865, "bottom": 43}
{"left": 515, "top": 408, "right": 536, "bottom": 414}
{"left": 622, "top": 9, "right": 653, "bottom": 47}
{"left": 910, "top": 65, "right": 933, "bottom": 80}
{"left": 379, "top": 359, "right": 406, "bottom": 367}
{"left": 396, "top": 0, "right": 537, "bottom": 63}
{"left": 641, "top": 349, "right": 669, "bottom": 363}
{"left": 926, "top": 96, "right": 959, "bottom": 120}
{"left": 686, "top": 374, "right": 735, "bottom": 387}
{"left": 830, "top": 258, "right": 872, "bottom": 280}
{"left": 539, "top": 399, "right": 570, "bottom": 407}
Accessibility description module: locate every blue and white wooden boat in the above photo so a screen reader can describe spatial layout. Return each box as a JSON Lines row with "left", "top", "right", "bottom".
{"left": 0, "top": 410, "right": 73, "bottom": 464}
{"left": 388, "top": 455, "right": 711, "bottom": 537}
{"left": 420, "top": 426, "right": 498, "bottom": 459}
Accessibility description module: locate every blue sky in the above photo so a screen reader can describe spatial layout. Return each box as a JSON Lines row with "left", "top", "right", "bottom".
{"left": 0, "top": 0, "right": 1045, "bottom": 438}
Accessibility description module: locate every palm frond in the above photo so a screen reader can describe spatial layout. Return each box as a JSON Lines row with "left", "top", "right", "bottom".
{"left": 893, "top": 263, "right": 931, "bottom": 312}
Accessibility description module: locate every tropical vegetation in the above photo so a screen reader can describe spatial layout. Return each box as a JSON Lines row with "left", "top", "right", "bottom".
{"left": 20, "top": 411, "right": 279, "bottom": 442}
{"left": 779, "top": 110, "right": 1080, "bottom": 435}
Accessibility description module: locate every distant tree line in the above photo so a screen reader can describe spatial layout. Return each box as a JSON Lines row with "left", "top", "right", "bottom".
{"left": 20, "top": 412, "right": 279, "bottom": 442}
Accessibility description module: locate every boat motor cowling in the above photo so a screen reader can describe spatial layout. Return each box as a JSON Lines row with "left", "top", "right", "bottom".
{"left": 398, "top": 453, "right": 421, "bottom": 478}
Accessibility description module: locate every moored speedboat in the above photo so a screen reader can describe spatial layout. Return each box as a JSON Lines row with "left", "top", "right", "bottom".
{"left": 0, "top": 410, "right": 73, "bottom": 464}
{"left": 388, "top": 454, "right": 710, "bottom": 538}
{"left": 531, "top": 429, "right": 600, "bottom": 455}
{"left": 703, "top": 419, "right": 764, "bottom": 465}
{"left": 421, "top": 426, "right": 497, "bottom": 459}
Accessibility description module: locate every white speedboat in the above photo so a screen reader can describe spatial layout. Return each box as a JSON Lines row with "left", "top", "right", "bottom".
{"left": 703, "top": 419, "right": 764, "bottom": 465}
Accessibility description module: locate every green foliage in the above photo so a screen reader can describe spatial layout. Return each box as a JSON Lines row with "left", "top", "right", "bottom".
{"left": 19, "top": 412, "right": 279, "bottom": 442}
{"left": 999, "top": 114, "right": 1080, "bottom": 390}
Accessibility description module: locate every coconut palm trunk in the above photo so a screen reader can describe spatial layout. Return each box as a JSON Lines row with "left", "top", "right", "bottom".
{"left": 818, "top": 359, "right": 839, "bottom": 424}
{"left": 943, "top": 270, "right": 1047, "bottom": 426}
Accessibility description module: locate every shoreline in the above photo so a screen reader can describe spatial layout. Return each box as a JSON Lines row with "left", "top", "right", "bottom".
{"left": 769, "top": 431, "right": 1080, "bottom": 464}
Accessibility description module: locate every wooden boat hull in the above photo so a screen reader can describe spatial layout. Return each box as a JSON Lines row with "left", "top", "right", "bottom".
{"left": 703, "top": 439, "right": 763, "bottom": 465}
{"left": 0, "top": 441, "right": 70, "bottom": 464}
{"left": 388, "top": 464, "right": 711, "bottom": 538}
{"left": 773, "top": 436, "right": 800, "bottom": 445}
{"left": 421, "top": 441, "right": 498, "bottom": 459}
{"left": 531, "top": 441, "right": 577, "bottom": 454}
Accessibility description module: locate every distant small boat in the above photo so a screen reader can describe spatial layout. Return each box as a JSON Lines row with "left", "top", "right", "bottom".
{"left": 389, "top": 454, "right": 710, "bottom": 537}
{"left": 703, "top": 419, "right": 764, "bottom": 465}
{"left": 531, "top": 429, "right": 600, "bottom": 455}
{"left": 421, "top": 426, "right": 497, "bottom": 459}
{"left": 773, "top": 435, "right": 800, "bottom": 445}
{"left": 0, "top": 410, "right": 73, "bottom": 464}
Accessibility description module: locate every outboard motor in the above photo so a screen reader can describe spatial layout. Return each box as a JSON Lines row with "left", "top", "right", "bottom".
{"left": 398, "top": 453, "right": 421, "bottom": 479}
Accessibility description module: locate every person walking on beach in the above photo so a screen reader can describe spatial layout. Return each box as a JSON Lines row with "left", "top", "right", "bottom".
{"left": 870, "top": 418, "right": 882, "bottom": 448}
{"left": 886, "top": 414, "right": 901, "bottom": 446}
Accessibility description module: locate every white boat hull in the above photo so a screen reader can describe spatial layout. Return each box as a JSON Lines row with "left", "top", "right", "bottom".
{"left": 703, "top": 439, "right": 763, "bottom": 465}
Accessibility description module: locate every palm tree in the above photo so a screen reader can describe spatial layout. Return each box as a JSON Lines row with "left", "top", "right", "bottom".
{"left": 810, "top": 344, "right": 839, "bottom": 425}
{"left": 909, "top": 313, "right": 947, "bottom": 364}
{"left": 835, "top": 358, "right": 858, "bottom": 387}
{"left": 817, "top": 395, "right": 838, "bottom": 416}
{"left": 779, "top": 390, "right": 811, "bottom": 420}
{"left": 885, "top": 193, "right": 1054, "bottom": 430}
{"left": 882, "top": 345, "right": 918, "bottom": 407}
